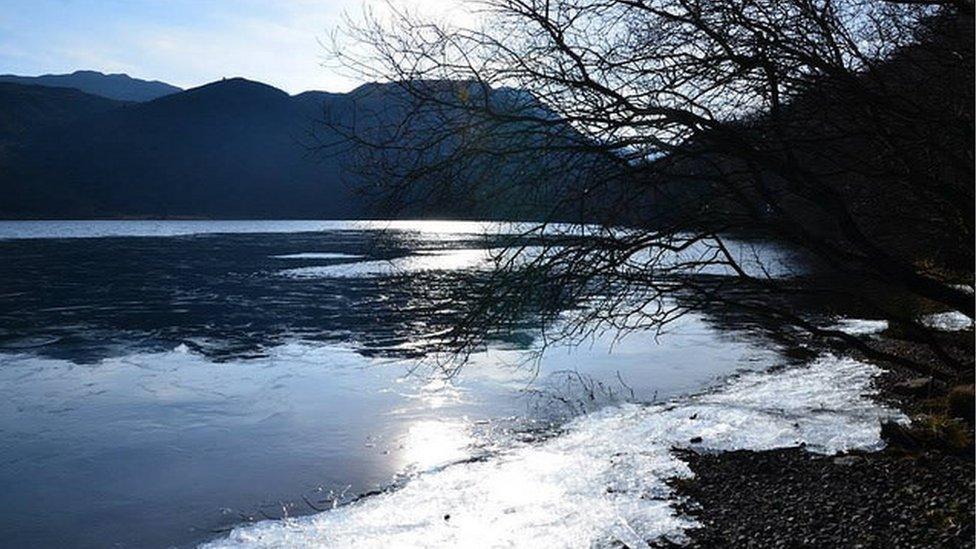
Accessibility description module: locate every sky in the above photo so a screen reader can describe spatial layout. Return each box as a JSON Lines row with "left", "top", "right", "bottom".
{"left": 0, "top": 0, "right": 469, "bottom": 94}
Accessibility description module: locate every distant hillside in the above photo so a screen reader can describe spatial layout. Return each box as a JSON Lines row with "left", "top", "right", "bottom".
{"left": 0, "top": 76, "right": 602, "bottom": 220}
{"left": 321, "top": 80, "right": 621, "bottom": 222}
{"left": 0, "top": 78, "right": 359, "bottom": 219}
{"left": 0, "top": 83, "right": 126, "bottom": 149}
{"left": 0, "top": 70, "right": 180, "bottom": 102}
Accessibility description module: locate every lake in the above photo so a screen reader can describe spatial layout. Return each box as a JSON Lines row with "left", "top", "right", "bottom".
{"left": 0, "top": 221, "right": 891, "bottom": 548}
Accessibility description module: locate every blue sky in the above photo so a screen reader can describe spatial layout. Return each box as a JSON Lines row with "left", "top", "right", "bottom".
{"left": 0, "top": 0, "right": 468, "bottom": 94}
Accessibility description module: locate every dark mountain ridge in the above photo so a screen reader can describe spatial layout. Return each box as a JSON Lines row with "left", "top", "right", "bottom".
{"left": 0, "top": 76, "right": 583, "bottom": 220}
{"left": 0, "top": 83, "right": 126, "bottom": 150}
{"left": 0, "top": 70, "right": 181, "bottom": 102}
{"left": 1, "top": 78, "right": 358, "bottom": 219}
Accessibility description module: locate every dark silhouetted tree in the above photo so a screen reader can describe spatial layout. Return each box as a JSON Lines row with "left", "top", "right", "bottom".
{"left": 326, "top": 0, "right": 974, "bottom": 379}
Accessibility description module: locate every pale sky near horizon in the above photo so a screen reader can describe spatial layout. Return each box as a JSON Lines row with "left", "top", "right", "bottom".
{"left": 0, "top": 0, "right": 471, "bottom": 94}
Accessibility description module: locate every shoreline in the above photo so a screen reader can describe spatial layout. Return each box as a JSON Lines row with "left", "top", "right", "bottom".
{"left": 202, "top": 347, "right": 910, "bottom": 547}
{"left": 666, "top": 331, "right": 975, "bottom": 547}
{"left": 195, "top": 321, "right": 973, "bottom": 547}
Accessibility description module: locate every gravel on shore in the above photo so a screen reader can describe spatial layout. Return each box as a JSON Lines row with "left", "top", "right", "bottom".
{"left": 665, "top": 330, "right": 974, "bottom": 548}
{"left": 669, "top": 447, "right": 974, "bottom": 548}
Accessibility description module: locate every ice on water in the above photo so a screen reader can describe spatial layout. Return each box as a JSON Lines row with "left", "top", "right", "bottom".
{"left": 829, "top": 312, "right": 972, "bottom": 336}
{"left": 829, "top": 318, "right": 889, "bottom": 336}
{"left": 205, "top": 355, "right": 902, "bottom": 548}
{"left": 921, "top": 311, "right": 973, "bottom": 332}
{"left": 279, "top": 249, "right": 493, "bottom": 278}
{"left": 272, "top": 253, "right": 365, "bottom": 260}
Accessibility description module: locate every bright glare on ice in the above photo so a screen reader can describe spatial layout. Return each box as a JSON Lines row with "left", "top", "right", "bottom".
{"left": 203, "top": 355, "right": 902, "bottom": 548}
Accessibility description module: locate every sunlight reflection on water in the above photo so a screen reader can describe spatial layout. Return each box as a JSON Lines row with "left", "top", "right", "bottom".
{"left": 397, "top": 420, "right": 474, "bottom": 473}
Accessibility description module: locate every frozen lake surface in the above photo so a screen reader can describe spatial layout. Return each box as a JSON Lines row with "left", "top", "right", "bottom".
{"left": 0, "top": 221, "right": 893, "bottom": 547}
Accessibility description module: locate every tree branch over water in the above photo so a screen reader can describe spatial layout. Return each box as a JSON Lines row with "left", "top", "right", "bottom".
{"left": 323, "top": 0, "right": 974, "bottom": 378}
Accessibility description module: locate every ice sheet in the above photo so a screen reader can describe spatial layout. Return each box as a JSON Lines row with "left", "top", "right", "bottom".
{"left": 204, "top": 355, "right": 902, "bottom": 548}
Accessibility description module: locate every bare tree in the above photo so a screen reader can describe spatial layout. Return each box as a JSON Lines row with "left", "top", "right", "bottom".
{"left": 323, "top": 0, "right": 974, "bottom": 379}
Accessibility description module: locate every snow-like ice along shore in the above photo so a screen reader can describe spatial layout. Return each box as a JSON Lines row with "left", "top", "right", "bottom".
{"left": 204, "top": 355, "right": 903, "bottom": 548}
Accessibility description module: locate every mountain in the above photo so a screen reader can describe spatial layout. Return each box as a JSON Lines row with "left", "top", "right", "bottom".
{"left": 320, "top": 80, "right": 619, "bottom": 222}
{"left": 0, "top": 78, "right": 361, "bottom": 218}
{"left": 0, "top": 76, "right": 601, "bottom": 219}
{"left": 0, "top": 70, "right": 180, "bottom": 102}
{"left": 0, "top": 83, "right": 126, "bottom": 149}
